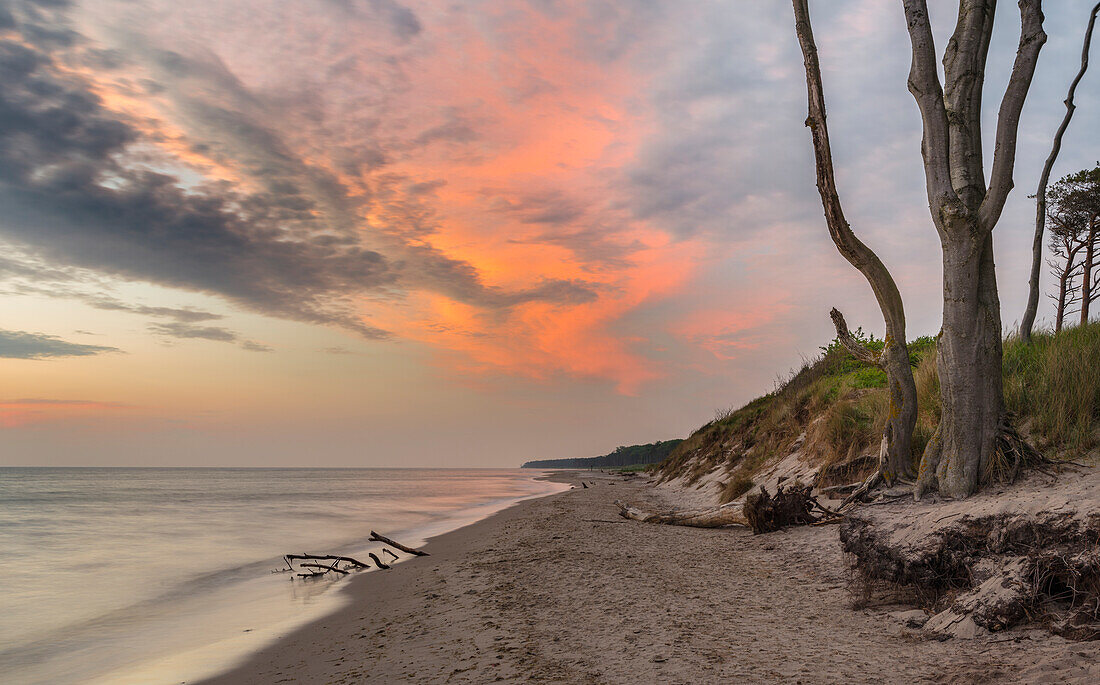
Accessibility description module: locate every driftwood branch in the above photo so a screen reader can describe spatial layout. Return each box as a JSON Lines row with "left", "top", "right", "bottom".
{"left": 841, "top": 430, "right": 890, "bottom": 509}
{"left": 369, "top": 531, "right": 429, "bottom": 556}
{"left": 299, "top": 562, "right": 349, "bottom": 575}
{"left": 367, "top": 552, "right": 391, "bottom": 570}
{"left": 614, "top": 500, "right": 748, "bottom": 528}
{"left": 285, "top": 554, "right": 369, "bottom": 569}
{"left": 281, "top": 552, "right": 392, "bottom": 579}
{"left": 1023, "top": 1, "right": 1100, "bottom": 342}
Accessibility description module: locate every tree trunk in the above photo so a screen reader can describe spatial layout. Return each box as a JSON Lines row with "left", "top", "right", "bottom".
{"left": 1056, "top": 262, "right": 1071, "bottom": 332}
{"left": 929, "top": 232, "right": 1005, "bottom": 498}
{"left": 1081, "top": 215, "right": 1097, "bottom": 325}
{"left": 794, "top": 0, "right": 918, "bottom": 483}
{"left": 903, "top": 0, "right": 1045, "bottom": 499}
{"left": 831, "top": 309, "right": 917, "bottom": 481}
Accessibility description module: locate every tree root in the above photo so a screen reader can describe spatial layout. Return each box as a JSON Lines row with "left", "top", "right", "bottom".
{"left": 991, "top": 414, "right": 1049, "bottom": 484}
{"left": 744, "top": 482, "right": 831, "bottom": 534}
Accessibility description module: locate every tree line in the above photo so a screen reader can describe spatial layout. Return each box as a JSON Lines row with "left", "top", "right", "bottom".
{"left": 521, "top": 440, "right": 683, "bottom": 470}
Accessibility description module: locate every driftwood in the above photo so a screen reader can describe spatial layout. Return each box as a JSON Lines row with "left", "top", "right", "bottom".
{"left": 383, "top": 548, "right": 399, "bottom": 561}
{"left": 299, "top": 562, "right": 350, "bottom": 575}
{"left": 282, "top": 552, "right": 388, "bottom": 579}
{"left": 368, "top": 552, "right": 391, "bottom": 570}
{"left": 614, "top": 500, "right": 748, "bottom": 528}
{"left": 743, "top": 482, "right": 828, "bottom": 534}
{"left": 370, "top": 531, "right": 429, "bottom": 556}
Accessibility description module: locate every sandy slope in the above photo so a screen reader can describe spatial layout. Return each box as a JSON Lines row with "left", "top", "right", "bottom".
{"left": 200, "top": 471, "right": 1100, "bottom": 684}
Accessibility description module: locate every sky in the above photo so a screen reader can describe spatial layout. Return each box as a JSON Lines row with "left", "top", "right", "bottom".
{"left": 2, "top": 0, "right": 1099, "bottom": 467}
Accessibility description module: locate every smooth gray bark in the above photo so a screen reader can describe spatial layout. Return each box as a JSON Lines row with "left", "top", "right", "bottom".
{"left": 902, "top": 0, "right": 1046, "bottom": 499}
{"left": 1021, "top": 2, "right": 1100, "bottom": 343}
{"left": 793, "top": 0, "right": 918, "bottom": 482}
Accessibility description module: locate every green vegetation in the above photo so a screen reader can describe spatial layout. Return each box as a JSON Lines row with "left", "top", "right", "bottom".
{"left": 657, "top": 324, "right": 1100, "bottom": 503}
{"left": 521, "top": 440, "right": 683, "bottom": 470}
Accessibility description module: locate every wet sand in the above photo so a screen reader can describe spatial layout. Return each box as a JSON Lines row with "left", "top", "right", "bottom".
{"left": 201, "top": 471, "right": 1100, "bottom": 684}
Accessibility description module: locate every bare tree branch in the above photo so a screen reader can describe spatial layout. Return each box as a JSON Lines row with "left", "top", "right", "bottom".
{"left": 794, "top": 0, "right": 917, "bottom": 484}
{"left": 902, "top": 0, "right": 956, "bottom": 209}
{"left": 829, "top": 308, "right": 878, "bottom": 366}
{"left": 981, "top": 0, "right": 1047, "bottom": 229}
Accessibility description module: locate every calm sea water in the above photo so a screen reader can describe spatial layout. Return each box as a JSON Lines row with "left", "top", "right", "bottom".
{"left": 0, "top": 467, "right": 566, "bottom": 684}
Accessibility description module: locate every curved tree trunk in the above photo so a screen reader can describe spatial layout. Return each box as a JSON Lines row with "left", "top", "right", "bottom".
{"left": 831, "top": 309, "right": 917, "bottom": 482}
{"left": 793, "top": 0, "right": 918, "bottom": 483}
{"left": 1021, "top": 1, "right": 1100, "bottom": 343}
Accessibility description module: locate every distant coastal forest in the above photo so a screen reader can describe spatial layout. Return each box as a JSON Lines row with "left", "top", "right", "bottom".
{"left": 521, "top": 440, "right": 683, "bottom": 470}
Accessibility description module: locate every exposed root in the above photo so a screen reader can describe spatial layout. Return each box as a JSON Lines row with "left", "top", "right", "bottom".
{"left": 744, "top": 482, "right": 838, "bottom": 534}
{"left": 842, "top": 509, "right": 1100, "bottom": 640}
{"left": 990, "top": 414, "right": 1048, "bottom": 484}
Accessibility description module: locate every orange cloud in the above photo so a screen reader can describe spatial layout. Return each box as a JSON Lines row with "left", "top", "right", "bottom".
{"left": 69, "top": 0, "right": 713, "bottom": 393}
{"left": 341, "top": 1, "right": 706, "bottom": 392}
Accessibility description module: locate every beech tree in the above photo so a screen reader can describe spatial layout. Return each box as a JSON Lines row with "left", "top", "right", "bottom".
{"left": 792, "top": 0, "right": 918, "bottom": 484}
{"left": 792, "top": 1, "right": 1046, "bottom": 499}
{"left": 904, "top": 0, "right": 1046, "bottom": 499}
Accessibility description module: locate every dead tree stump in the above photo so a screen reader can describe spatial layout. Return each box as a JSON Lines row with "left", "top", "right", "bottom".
{"left": 743, "top": 483, "right": 820, "bottom": 534}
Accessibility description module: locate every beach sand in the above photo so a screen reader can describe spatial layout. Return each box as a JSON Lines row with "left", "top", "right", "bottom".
{"left": 201, "top": 471, "right": 1100, "bottom": 684}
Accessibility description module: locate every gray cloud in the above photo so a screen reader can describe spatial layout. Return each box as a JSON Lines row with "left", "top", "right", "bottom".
{"left": 80, "top": 296, "right": 222, "bottom": 323}
{"left": 0, "top": 2, "right": 595, "bottom": 342}
{"left": 148, "top": 322, "right": 237, "bottom": 342}
{"left": 239, "top": 340, "right": 274, "bottom": 353}
{"left": 147, "top": 321, "right": 273, "bottom": 352}
{"left": 0, "top": 329, "right": 118, "bottom": 359}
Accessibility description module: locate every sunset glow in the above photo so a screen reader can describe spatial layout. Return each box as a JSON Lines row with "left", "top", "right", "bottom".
{"left": 2, "top": 0, "right": 1098, "bottom": 466}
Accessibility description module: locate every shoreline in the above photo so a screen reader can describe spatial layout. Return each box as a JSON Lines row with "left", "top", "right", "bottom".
{"left": 195, "top": 470, "right": 578, "bottom": 684}
{"left": 199, "top": 470, "right": 1100, "bottom": 684}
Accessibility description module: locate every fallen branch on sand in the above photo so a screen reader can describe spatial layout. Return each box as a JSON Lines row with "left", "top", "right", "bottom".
{"left": 614, "top": 499, "right": 748, "bottom": 528}
{"left": 370, "top": 531, "right": 430, "bottom": 556}
{"left": 616, "top": 482, "right": 839, "bottom": 534}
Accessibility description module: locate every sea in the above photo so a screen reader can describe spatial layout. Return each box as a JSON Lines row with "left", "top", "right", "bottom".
{"left": 0, "top": 467, "right": 567, "bottom": 684}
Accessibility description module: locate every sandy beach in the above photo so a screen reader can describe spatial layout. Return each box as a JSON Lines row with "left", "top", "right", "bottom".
{"left": 201, "top": 471, "right": 1100, "bottom": 684}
